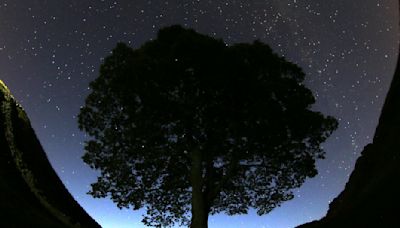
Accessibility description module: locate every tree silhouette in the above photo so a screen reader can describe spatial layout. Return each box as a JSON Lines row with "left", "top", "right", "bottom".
{"left": 78, "top": 25, "right": 338, "bottom": 228}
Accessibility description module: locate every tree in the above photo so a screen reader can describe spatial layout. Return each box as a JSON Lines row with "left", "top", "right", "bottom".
{"left": 78, "top": 25, "right": 338, "bottom": 228}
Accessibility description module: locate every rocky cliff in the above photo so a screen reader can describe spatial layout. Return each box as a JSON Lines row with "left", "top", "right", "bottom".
{"left": 0, "top": 80, "right": 100, "bottom": 227}
{"left": 298, "top": 13, "right": 400, "bottom": 228}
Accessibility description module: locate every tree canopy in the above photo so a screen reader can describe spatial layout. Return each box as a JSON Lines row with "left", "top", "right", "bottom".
{"left": 78, "top": 25, "right": 338, "bottom": 228}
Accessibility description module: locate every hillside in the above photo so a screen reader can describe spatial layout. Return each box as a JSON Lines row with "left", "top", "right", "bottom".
{"left": 0, "top": 80, "right": 100, "bottom": 227}
{"left": 298, "top": 15, "right": 400, "bottom": 228}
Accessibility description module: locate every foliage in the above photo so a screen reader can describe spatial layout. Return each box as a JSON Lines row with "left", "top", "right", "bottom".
{"left": 78, "top": 25, "right": 338, "bottom": 227}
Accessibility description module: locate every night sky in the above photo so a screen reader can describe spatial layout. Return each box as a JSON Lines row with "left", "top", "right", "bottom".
{"left": 0, "top": 0, "right": 398, "bottom": 227}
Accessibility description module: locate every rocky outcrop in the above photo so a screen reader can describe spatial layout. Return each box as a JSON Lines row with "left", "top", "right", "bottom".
{"left": 0, "top": 80, "right": 100, "bottom": 227}
{"left": 298, "top": 8, "right": 400, "bottom": 227}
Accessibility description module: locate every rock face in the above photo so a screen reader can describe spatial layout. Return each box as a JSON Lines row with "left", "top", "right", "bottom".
{"left": 0, "top": 80, "right": 100, "bottom": 227}
{"left": 298, "top": 18, "right": 400, "bottom": 228}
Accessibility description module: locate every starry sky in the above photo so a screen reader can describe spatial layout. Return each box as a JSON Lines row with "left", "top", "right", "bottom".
{"left": 0, "top": 0, "right": 398, "bottom": 227}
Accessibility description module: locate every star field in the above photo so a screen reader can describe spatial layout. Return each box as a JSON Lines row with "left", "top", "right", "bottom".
{"left": 0, "top": 1, "right": 398, "bottom": 227}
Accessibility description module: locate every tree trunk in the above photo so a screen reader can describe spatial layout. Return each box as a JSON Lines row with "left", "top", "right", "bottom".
{"left": 190, "top": 149, "right": 209, "bottom": 228}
